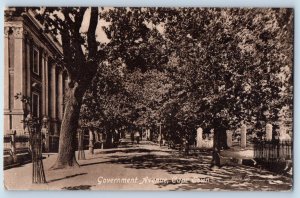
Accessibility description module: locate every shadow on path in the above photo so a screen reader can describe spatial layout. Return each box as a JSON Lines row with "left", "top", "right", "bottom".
{"left": 79, "top": 141, "right": 292, "bottom": 191}
{"left": 94, "top": 148, "right": 166, "bottom": 155}
{"left": 62, "top": 185, "right": 93, "bottom": 190}
{"left": 100, "top": 148, "right": 292, "bottom": 191}
{"left": 48, "top": 173, "right": 88, "bottom": 183}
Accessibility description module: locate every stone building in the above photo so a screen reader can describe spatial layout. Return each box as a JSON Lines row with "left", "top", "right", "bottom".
{"left": 4, "top": 8, "right": 67, "bottom": 152}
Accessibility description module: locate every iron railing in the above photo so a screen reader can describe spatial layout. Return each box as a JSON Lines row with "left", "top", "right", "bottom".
{"left": 253, "top": 140, "right": 292, "bottom": 161}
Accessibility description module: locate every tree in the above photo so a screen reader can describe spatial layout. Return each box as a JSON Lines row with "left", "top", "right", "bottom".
{"left": 80, "top": 8, "right": 171, "bottom": 137}
{"left": 80, "top": 58, "right": 172, "bottom": 141}
{"left": 82, "top": 8, "right": 293, "bottom": 156}
{"left": 159, "top": 8, "right": 293, "bottom": 165}
{"left": 35, "top": 7, "right": 103, "bottom": 169}
{"left": 36, "top": 7, "right": 170, "bottom": 168}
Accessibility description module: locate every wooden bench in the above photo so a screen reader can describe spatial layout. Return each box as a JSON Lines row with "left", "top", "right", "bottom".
{"left": 166, "top": 141, "right": 182, "bottom": 150}
{"left": 4, "top": 147, "right": 31, "bottom": 168}
{"left": 188, "top": 147, "right": 202, "bottom": 155}
{"left": 15, "top": 147, "right": 31, "bottom": 155}
{"left": 4, "top": 148, "right": 12, "bottom": 156}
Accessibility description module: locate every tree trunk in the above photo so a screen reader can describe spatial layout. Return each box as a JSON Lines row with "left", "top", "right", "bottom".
{"left": 50, "top": 84, "right": 83, "bottom": 170}
{"left": 211, "top": 118, "right": 222, "bottom": 168}
{"left": 211, "top": 127, "right": 221, "bottom": 167}
{"left": 218, "top": 126, "right": 229, "bottom": 149}
{"left": 211, "top": 123, "right": 228, "bottom": 168}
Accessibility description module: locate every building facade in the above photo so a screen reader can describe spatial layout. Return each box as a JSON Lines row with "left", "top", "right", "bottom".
{"left": 4, "top": 9, "right": 67, "bottom": 152}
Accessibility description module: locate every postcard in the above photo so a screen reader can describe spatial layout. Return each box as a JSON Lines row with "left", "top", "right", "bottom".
{"left": 3, "top": 7, "right": 293, "bottom": 191}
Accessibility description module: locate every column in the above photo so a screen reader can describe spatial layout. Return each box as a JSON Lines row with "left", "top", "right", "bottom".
{"left": 266, "top": 124, "right": 272, "bottom": 141}
{"left": 44, "top": 56, "right": 50, "bottom": 151}
{"left": 196, "top": 127, "right": 203, "bottom": 148}
{"left": 279, "top": 126, "right": 291, "bottom": 141}
{"left": 241, "top": 124, "right": 247, "bottom": 148}
{"left": 12, "top": 27, "right": 25, "bottom": 132}
{"left": 58, "top": 70, "right": 63, "bottom": 120}
{"left": 4, "top": 27, "right": 10, "bottom": 134}
{"left": 226, "top": 130, "right": 233, "bottom": 147}
{"left": 26, "top": 36, "right": 31, "bottom": 112}
{"left": 44, "top": 56, "right": 49, "bottom": 116}
{"left": 89, "top": 129, "right": 94, "bottom": 154}
{"left": 13, "top": 28, "right": 24, "bottom": 112}
{"left": 64, "top": 75, "right": 69, "bottom": 90}
{"left": 4, "top": 27, "right": 10, "bottom": 112}
{"left": 50, "top": 64, "right": 57, "bottom": 135}
{"left": 41, "top": 52, "right": 46, "bottom": 116}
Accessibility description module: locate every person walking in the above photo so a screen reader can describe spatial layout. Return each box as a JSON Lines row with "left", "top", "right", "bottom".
{"left": 130, "top": 131, "right": 135, "bottom": 145}
{"left": 183, "top": 137, "right": 189, "bottom": 156}
{"left": 135, "top": 131, "right": 140, "bottom": 144}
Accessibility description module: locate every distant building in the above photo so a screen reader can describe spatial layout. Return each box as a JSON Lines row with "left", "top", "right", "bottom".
{"left": 4, "top": 8, "right": 68, "bottom": 152}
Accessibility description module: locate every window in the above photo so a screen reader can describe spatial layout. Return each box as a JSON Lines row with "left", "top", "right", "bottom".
{"left": 33, "top": 47, "right": 39, "bottom": 75}
{"left": 32, "top": 92, "right": 40, "bottom": 118}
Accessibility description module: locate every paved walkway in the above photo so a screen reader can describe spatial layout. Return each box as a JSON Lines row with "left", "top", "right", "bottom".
{"left": 4, "top": 140, "right": 292, "bottom": 191}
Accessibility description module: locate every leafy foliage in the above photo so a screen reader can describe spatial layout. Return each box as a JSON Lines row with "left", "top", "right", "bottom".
{"left": 81, "top": 8, "right": 293, "bottom": 147}
{"left": 8, "top": 7, "right": 290, "bottom": 153}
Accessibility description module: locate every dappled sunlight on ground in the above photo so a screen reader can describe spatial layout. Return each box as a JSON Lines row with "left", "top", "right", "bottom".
{"left": 4, "top": 139, "right": 292, "bottom": 191}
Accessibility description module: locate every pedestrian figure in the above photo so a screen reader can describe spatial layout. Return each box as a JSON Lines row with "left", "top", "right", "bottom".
{"left": 130, "top": 131, "right": 135, "bottom": 145}
{"left": 99, "top": 132, "right": 104, "bottom": 149}
{"left": 211, "top": 147, "right": 221, "bottom": 169}
{"left": 41, "top": 126, "right": 47, "bottom": 152}
{"left": 158, "top": 134, "right": 162, "bottom": 146}
{"left": 114, "top": 129, "right": 120, "bottom": 146}
{"left": 135, "top": 131, "right": 140, "bottom": 144}
{"left": 183, "top": 137, "right": 189, "bottom": 156}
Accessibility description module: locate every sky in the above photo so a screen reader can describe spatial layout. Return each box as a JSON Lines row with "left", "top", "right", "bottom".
{"left": 79, "top": 8, "right": 111, "bottom": 43}
{"left": 78, "top": 7, "right": 165, "bottom": 44}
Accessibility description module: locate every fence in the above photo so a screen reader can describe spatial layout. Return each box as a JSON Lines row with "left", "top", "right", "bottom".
{"left": 254, "top": 140, "right": 292, "bottom": 161}
{"left": 4, "top": 134, "right": 30, "bottom": 152}
{"left": 4, "top": 133, "right": 31, "bottom": 168}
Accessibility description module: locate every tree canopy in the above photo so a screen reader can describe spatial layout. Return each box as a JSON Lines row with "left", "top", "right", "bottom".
{"left": 12, "top": 7, "right": 292, "bottom": 169}
{"left": 80, "top": 8, "right": 293, "bottom": 145}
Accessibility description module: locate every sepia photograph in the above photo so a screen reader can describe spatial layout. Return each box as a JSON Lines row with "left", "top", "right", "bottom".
{"left": 3, "top": 7, "right": 293, "bottom": 191}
